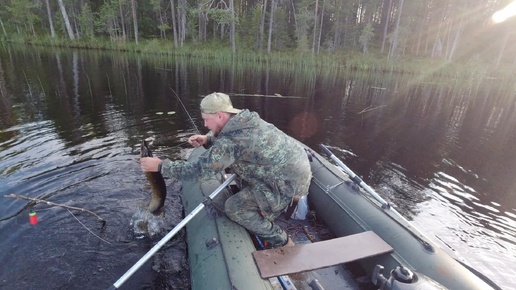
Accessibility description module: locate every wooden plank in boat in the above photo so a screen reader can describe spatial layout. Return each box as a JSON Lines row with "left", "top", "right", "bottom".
{"left": 252, "top": 231, "right": 393, "bottom": 278}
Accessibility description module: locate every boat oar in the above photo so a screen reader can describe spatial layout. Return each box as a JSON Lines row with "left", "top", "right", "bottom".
{"left": 319, "top": 144, "right": 404, "bottom": 219}
{"left": 108, "top": 174, "right": 237, "bottom": 290}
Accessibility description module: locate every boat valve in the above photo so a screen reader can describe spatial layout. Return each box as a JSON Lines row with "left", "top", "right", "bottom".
{"left": 372, "top": 264, "right": 448, "bottom": 290}
{"left": 392, "top": 266, "right": 414, "bottom": 283}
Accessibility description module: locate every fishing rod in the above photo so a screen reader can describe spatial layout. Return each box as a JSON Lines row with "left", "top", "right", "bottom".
{"left": 169, "top": 87, "right": 200, "bottom": 134}
{"left": 108, "top": 174, "right": 237, "bottom": 290}
{"left": 319, "top": 144, "right": 402, "bottom": 218}
{"left": 318, "top": 144, "right": 440, "bottom": 253}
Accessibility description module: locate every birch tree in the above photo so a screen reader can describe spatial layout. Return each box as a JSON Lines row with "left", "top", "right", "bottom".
{"left": 259, "top": 0, "right": 268, "bottom": 50}
{"left": 388, "top": 0, "right": 404, "bottom": 60}
{"left": 380, "top": 0, "right": 393, "bottom": 53}
{"left": 178, "top": 0, "right": 187, "bottom": 46}
{"left": 170, "top": 0, "right": 179, "bottom": 48}
{"left": 229, "top": 0, "right": 236, "bottom": 54}
{"left": 0, "top": 16, "right": 6, "bottom": 37}
{"left": 267, "top": 0, "right": 276, "bottom": 53}
{"left": 311, "top": 0, "right": 319, "bottom": 53}
{"left": 44, "top": 0, "right": 55, "bottom": 38}
{"left": 119, "top": 0, "right": 127, "bottom": 41}
{"left": 58, "top": 0, "right": 75, "bottom": 40}
{"left": 131, "top": 0, "right": 138, "bottom": 44}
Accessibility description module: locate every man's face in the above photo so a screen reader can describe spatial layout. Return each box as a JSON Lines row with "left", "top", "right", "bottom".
{"left": 202, "top": 112, "right": 225, "bottom": 136}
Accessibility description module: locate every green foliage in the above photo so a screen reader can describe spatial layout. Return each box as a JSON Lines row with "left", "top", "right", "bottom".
{"left": 208, "top": 8, "right": 232, "bottom": 25}
{"left": 78, "top": 3, "right": 95, "bottom": 39}
{"left": 271, "top": 6, "right": 291, "bottom": 50}
{"left": 295, "top": 1, "right": 313, "bottom": 52}
{"left": 239, "top": 4, "right": 261, "bottom": 49}
{"left": 359, "top": 23, "right": 374, "bottom": 54}
{"left": 5, "top": 0, "right": 41, "bottom": 36}
{"left": 158, "top": 23, "right": 171, "bottom": 34}
{"left": 186, "top": 9, "right": 198, "bottom": 42}
{"left": 0, "top": 0, "right": 515, "bottom": 77}
{"left": 95, "top": 1, "right": 117, "bottom": 37}
{"left": 140, "top": 38, "right": 163, "bottom": 53}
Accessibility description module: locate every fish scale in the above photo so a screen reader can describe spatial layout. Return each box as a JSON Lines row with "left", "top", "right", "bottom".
{"left": 141, "top": 139, "right": 167, "bottom": 214}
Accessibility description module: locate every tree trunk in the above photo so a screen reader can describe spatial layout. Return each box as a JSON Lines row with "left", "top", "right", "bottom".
{"left": 72, "top": 7, "right": 80, "bottom": 39}
{"left": 131, "top": 0, "right": 139, "bottom": 44}
{"left": 170, "top": 0, "right": 178, "bottom": 48}
{"left": 198, "top": 11, "right": 206, "bottom": 41}
{"left": 388, "top": 0, "right": 404, "bottom": 60}
{"left": 432, "top": 17, "right": 444, "bottom": 57}
{"left": 381, "top": 0, "right": 393, "bottom": 53}
{"left": 58, "top": 0, "right": 75, "bottom": 40}
{"left": 316, "top": 0, "right": 325, "bottom": 54}
{"left": 119, "top": 0, "right": 127, "bottom": 41}
{"left": 332, "top": 0, "right": 341, "bottom": 50}
{"left": 45, "top": 0, "right": 56, "bottom": 38}
{"left": 445, "top": 17, "right": 463, "bottom": 63}
{"left": 259, "top": 0, "right": 268, "bottom": 50}
{"left": 178, "top": 0, "right": 187, "bottom": 47}
{"left": 229, "top": 0, "right": 236, "bottom": 54}
{"left": 496, "top": 31, "right": 510, "bottom": 68}
{"left": 0, "top": 17, "right": 6, "bottom": 37}
{"left": 267, "top": 0, "right": 276, "bottom": 53}
{"left": 311, "top": 0, "right": 319, "bottom": 53}
{"left": 159, "top": 12, "right": 166, "bottom": 39}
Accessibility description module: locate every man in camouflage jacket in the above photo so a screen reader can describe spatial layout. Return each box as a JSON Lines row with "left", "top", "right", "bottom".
{"left": 141, "top": 92, "right": 311, "bottom": 247}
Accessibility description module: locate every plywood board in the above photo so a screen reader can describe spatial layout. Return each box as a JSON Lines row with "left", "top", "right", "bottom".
{"left": 252, "top": 231, "right": 393, "bottom": 278}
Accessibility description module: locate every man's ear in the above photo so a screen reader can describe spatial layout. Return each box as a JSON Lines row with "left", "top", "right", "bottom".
{"left": 217, "top": 112, "right": 230, "bottom": 121}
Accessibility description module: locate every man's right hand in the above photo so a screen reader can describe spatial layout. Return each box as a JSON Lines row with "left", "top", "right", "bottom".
{"left": 188, "top": 134, "right": 207, "bottom": 148}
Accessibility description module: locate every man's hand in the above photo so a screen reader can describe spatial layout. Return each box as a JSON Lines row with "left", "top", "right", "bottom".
{"left": 140, "top": 157, "right": 162, "bottom": 172}
{"left": 188, "top": 134, "right": 208, "bottom": 148}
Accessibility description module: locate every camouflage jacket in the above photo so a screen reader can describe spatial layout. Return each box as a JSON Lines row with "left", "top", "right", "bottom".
{"left": 161, "top": 109, "right": 311, "bottom": 215}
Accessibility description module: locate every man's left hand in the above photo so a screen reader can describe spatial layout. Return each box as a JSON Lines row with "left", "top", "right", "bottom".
{"left": 140, "top": 157, "right": 162, "bottom": 172}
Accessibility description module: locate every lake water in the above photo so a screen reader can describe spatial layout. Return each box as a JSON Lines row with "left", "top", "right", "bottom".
{"left": 0, "top": 46, "right": 515, "bottom": 289}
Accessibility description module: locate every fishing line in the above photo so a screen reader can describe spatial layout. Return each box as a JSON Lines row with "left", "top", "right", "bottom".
{"left": 67, "top": 209, "right": 111, "bottom": 244}
{"left": 170, "top": 88, "right": 200, "bottom": 134}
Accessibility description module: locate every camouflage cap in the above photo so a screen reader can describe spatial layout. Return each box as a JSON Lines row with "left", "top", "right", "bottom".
{"left": 200, "top": 92, "right": 242, "bottom": 114}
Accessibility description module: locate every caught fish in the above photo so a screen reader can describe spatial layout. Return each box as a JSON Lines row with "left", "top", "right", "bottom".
{"left": 141, "top": 139, "right": 167, "bottom": 214}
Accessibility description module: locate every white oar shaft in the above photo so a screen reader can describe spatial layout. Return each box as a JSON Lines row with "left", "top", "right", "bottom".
{"left": 109, "top": 174, "right": 236, "bottom": 290}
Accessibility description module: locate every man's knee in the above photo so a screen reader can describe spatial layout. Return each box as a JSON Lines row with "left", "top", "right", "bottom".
{"left": 224, "top": 195, "right": 239, "bottom": 220}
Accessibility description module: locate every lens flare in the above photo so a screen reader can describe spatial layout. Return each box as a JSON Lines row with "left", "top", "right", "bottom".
{"left": 492, "top": 1, "right": 516, "bottom": 23}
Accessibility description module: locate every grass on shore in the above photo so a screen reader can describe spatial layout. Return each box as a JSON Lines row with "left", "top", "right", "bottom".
{"left": 2, "top": 35, "right": 515, "bottom": 81}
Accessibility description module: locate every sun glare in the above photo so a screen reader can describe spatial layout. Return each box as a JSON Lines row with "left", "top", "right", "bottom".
{"left": 492, "top": 1, "right": 516, "bottom": 23}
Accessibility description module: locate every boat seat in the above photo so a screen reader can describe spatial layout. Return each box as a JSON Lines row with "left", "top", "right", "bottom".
{"left": 252, "top": 231, "right": 393, "bottom": 278}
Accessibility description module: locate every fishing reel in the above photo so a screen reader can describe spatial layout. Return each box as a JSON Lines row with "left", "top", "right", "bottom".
{"left": 372, "top": 265, "right": 448, "bottom": 290}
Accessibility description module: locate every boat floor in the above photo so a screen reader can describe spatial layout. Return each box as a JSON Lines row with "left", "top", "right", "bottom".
{"left": 260, "top": 211, "right": 376, "bottom": 290}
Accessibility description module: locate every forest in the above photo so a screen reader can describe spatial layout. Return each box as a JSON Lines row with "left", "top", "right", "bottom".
{"left": 1, "top": 0, "right": 515, "bottom": 71}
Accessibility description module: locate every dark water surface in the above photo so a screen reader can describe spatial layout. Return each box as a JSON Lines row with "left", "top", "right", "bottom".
{"left": 1, "top": 46, "right": 515, "bottom": 289}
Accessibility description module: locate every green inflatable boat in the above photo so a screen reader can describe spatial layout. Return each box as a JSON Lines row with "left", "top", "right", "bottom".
{"left": 181, "top": 144, "right": 502, "bottom": 290}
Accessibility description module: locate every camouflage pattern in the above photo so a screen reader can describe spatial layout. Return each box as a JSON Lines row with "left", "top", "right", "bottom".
{"left": 161, "top": 109, "right": 311, "bottom": 247}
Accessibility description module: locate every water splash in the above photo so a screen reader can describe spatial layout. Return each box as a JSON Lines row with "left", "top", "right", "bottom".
{"left": 130, "top": 208, "right": 165, "bottom": 239}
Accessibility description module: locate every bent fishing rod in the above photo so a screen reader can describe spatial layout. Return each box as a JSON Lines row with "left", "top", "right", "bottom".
{"left": 108, "top": 174, "right": 237, "bottom": 290}
{"left": 169, "top": 87, "right": 201, "bottom": 134}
